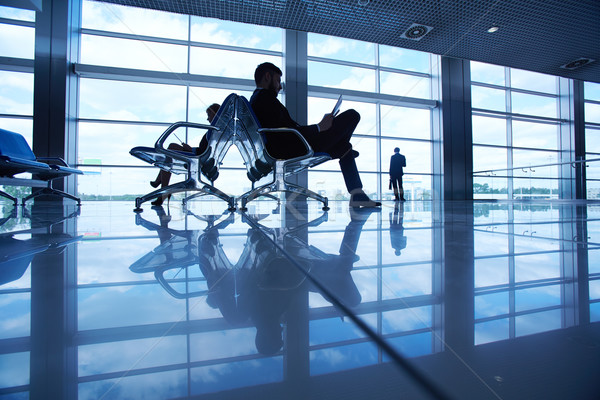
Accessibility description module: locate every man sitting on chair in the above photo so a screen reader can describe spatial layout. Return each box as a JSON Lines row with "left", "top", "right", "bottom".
{"left": 249, "top": 62, "right": 380, "bottom": 208}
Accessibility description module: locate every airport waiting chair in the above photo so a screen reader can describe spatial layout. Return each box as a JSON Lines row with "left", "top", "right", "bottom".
{"left": 231, "top": 95, "right": 332, "bottom": 210}
{"left": 0, "top": 128, "right": 82, "bottom": 206}
{"left": 129, "top": 94, "right": 239, "bottom": 212}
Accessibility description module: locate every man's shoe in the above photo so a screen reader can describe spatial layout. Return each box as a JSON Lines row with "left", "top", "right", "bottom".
{"left": 349, "top": 191, "right": 381, "bottom": 208}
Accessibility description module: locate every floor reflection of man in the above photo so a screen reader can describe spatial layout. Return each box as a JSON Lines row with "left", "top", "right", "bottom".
{"left": 389, "top": 202, "right": 407, "bottom": 256}
{"left": 176, "top": 208, "right": 377, "bottom": 356}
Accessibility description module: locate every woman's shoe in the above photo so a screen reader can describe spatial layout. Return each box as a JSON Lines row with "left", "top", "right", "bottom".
{"left": 151, "top": 194, "right": 171, "bottom": 207}
{"left": 150, "top": 179, "right": 160, "bottom": 188}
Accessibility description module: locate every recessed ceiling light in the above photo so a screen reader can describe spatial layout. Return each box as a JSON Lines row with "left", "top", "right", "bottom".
{"left": 487, "top": 26, "right": 499, "bottom": 33}
{"left": 560, "top": 58, "right": 596, "bottom": 70}
{"left": 358, "top": 0, "right": 370, "bottom": 5}
{"left": 400, "top": 23, "right": 434, "bottom": 41}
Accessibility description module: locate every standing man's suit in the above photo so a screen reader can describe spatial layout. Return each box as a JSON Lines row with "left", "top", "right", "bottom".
{"left": 389, "top": 150, "right": 406, "bottom": 201}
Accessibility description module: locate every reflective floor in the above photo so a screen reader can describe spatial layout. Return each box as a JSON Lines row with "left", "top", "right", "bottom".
{"left": 1, "top": 199, "right": 599, "bottom": 399}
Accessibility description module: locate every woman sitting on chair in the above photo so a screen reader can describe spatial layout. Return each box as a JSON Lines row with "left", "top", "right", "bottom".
{"left": 149, "top": 103, "right": 220, "bottom": 206}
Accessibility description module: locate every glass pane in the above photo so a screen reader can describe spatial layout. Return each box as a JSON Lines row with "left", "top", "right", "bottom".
{"left": 473, "top": 145, "right": 506, "bottom": 173}
{"left": 0, "top": 24, "right": 34, "bottom": 59}
{"left": 475, "top": 257, "right": 508, "bottom": 286}
{"left": 80, "top": 369, "right": 188, "bottom": 399}
{"left": 471, "top": 86, "right": 506, "bottom": 112}
{"left": 0, "top": 71, "right": 34, "bottom": 116}
{"left": 512, "top": 120, "right": 558, "bottom": 150}
{"left": 512, "top": 178, "right": 559, "bottom": 199}
{"left": 514, "top": 254, "right": 560, "bottom": 281}
{"left": 0, "top": 293, "right": 30, "bottom": 339}
{"left": 0, "top": 352, "right": 29, "bottom": 387}
{"left": 475, "top": 292, "right": 508, "bottom": 319}
{"left": 470, "top": 61, "right": 504, "bottom": 86}
{"left": 512, "top": 92, "right": 557, "bottom": 118}
{"left": 516, "top": 285, "right": 561, "bottom": 312}
{"left": 510, "top": 69, "right": 557, "bottom": 94}
{"left": 587, "top": 173, "right": 600, "bottom": 199}
{"left": 475, "top": 319, "right": 509, "bottom": 345}
{"left": 584, "top": 82, "right": 600, "bottom": 101}
{"left": 308, "top": 61, "right": 375, "bottom": 92}
{"left": 79, "top": 336, "right": 187, "bottom": 376}
{"left": 81, "top": 35, "right": 188, "bottom": 73}
{"left": 381, "top": 105, "right": 430, "bottom": 140}
{"left": 381, "top": 138, "right": 430, "bottom": 174}
{"left": 516, "top": 309, "right": 562, "bottom": 337}
{"left": 380, "top": 71, "right": 430, "bottom": 99}
{"left": 585, "top": 102, "right": 600, "bottom": 124}
{"left": 79, "top": 78, "right": 187, "bottom": 122}
{"left": 78, "top": 284, "right": 185, "bottom": 330}
{"left": 0, "top": 71, "right": 33, "bottom": 116}
{"left": 379, "top": 45, "right": 430, "bottom": 73}
{"left": 82, "top": 0, "right": 189, "bottom": 40}
{"left": 473, "top": 176, "right": 508, "bottom": 199}
{"left": 475, "top": 231, "right": 510, "bottom": 258}
{"left": 512, "top": 149, "right": 558, "bottom": 177}
{"left": 78, "top": 122, "right": 167, "bottom": 166}
{"left": 0, "top": 6, "right": 35, "bottom": 21}
{"left": 78, "top": 166, "right": 167, "bottom": 198}
{"left": 472, "top": 115, "right": 506, "bottom": 146}
{"left": 190, "top": 48, "right": 281, "bottom": 80}
{"left": 308, "top": 33, "right": 374, "bottom": 65}
{"left": 382, "top": 307, "right": 432, "bottom": 333}
{"left": 192, "top": 17, "right": 282, "bottom": 51}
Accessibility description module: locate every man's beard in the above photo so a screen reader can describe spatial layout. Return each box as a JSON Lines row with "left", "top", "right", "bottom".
{"left": 267, "top": 81, "right": 280, "bottom": 96}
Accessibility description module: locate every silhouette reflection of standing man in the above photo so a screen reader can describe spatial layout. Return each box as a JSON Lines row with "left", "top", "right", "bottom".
{"left": 389, "top": 202, "right": 407, "bottom": 256}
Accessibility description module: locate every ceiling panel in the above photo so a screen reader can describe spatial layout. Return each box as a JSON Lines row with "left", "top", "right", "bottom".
{"left": 94, "top": 0, "right": 599, "bottom": 83}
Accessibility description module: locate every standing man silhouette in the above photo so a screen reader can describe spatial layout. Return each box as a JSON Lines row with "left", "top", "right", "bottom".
{"left": 389, "top": 147, "right": 406, "bottom": 201}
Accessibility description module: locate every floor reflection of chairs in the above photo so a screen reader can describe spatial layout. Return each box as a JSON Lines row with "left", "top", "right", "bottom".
{"left": 0, "top": 205, "right": 81, "bottom": 287}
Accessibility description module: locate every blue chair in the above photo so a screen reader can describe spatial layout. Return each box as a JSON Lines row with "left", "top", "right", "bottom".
{"left": 0, "top": 128, "right": 82, "bottom": 206}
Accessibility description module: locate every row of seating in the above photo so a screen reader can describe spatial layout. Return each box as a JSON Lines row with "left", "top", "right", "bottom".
{"left": 130, "top": 93, "right": 332, "bottom": 212}
{"left": 0, "top": 93, "right": 330, "bottom": 212}
{"left": 0, "top": 128, "right": 82, "bottom": 206}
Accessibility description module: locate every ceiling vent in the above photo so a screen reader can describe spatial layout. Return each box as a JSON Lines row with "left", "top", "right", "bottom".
{"left": 400, "top": 23, "right": 433, "bottom": 41}
{"left": 560, "top": 58, "right": 595, "bottom": 70}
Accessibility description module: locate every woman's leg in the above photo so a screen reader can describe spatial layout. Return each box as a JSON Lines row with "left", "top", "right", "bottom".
{"left": 150, "top": 142, "right": 192, "bottom": 188}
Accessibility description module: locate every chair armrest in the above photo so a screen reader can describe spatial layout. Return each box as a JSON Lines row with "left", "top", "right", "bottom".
{"left": 258, "top": 127, "right": 314, "bottom": 159}
{"left": 155, "top": 121, "right": 218, "bottom": 151}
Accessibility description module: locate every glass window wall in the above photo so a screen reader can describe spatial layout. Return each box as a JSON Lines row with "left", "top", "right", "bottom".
{"left": 307, "top": 33, "right": 437, "bottom": 200}
{"left": 471, "top": 61, "right": 563, "bottom": 200}
{"left": 584, "top": 82, "right": 600, "bottom": 199}
{"left": 77, "top": 0, "right": 283, "bottom": 200}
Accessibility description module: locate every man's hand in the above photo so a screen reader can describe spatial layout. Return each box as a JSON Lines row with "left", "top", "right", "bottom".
{"left": 317, "top": 113, "right": 334, "bottom": 132}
